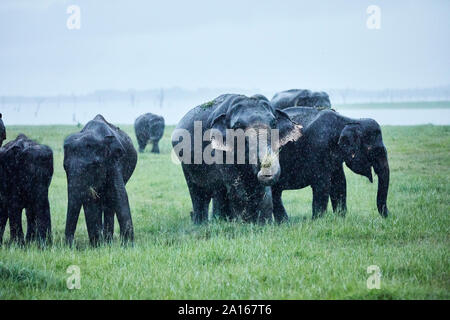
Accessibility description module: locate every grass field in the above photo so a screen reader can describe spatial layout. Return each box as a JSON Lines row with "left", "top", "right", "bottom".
{"left": 0, "top": 123, "right": 449, "bottom": 299}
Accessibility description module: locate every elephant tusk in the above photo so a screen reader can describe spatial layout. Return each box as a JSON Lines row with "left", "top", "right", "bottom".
{"left": 89, "top": 186, "right": 100, "bottom": 200}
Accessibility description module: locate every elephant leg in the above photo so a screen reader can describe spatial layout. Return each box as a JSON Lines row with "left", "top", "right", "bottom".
{"left": 212, "top": 187, "right": 232, "bottom": 221}
{"left": 272, "top": 187, "right": 288, "bottom": 223}
{"left": 25, "top": 207, "right": 37, "bottom": 243}
{"left": 65, "top": 187, "right": 82, "bottom": 247}
{"left": 110, "top": 168, "right": 134, "bottom": 245}
{"left": 0, "top": 204, "right": 7, "bottom": 246}
{"left": 187, "top": 183, "right": 211, "bottom": 224}
{"left": 34, "top": 194, "right": 52, "bottom": 245}
{"left": 137, "top": 135, "right": 147, "bottom": 153}
{"left": 8, "top": 203, "right": 25, "bottom": 245}
{"left": 330, "top": 165, "right": 347, "bottom": 216}
{"left": 151, "top": 140, "right": 160, "bottom": 153}
{"left": 312, "top": 178, "right": 331, "bottom": 219}
{"left": 103, "top": 202, "right": 114, "bottom": 243}
{"left": 83, "top": 200, "right": 103, "bottom": 247}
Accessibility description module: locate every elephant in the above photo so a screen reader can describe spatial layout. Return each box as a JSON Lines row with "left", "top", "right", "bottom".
{"left": 271, "top": 107, "right": 390, "bottom": 222}
{"left": 271, "top": 89, "right": 331, "bottom": 110}
{"left": 0, "top": 134, "right": 53, "bottom": 245}
{"left": 64, "top": 114, "right": 137, "bottom": 246}
{"left": 250, "top": 94, "right": 270, "bottom": 102}
{"left": 172, "top": 94, "right": 302, "bottom": 224}
{"left": 0, "top": 113, "right": 5, "bottom": 147}
{"left": 134, "top": 113, "right": 165, "bottom": 153}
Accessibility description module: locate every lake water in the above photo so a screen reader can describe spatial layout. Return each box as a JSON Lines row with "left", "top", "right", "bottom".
{"left": 338, "top": 108, "right": 450, "bottom": 126}
{"left": 1, "top": 102, "right": 449, "bottom": 126}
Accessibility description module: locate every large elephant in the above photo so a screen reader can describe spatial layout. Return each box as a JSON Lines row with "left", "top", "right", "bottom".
{"left": 0, "top": 113, "right": 5, "bottom": 147}
{"left": 172, "top": 94, "right": 302, "bottom": 224}
{"left": 64, "top": 115, "right": 137, "bottom": 246}
{"left": 0, "top": 134, "right": 53, "bottom": 245}
{"left": 134, "top": 113, "right": 165, "bottom": 153}
{"left": 271, "top": 89, "right": 331, "bottom": 110}
{"left": 250, "top": 94, "right": 270, "bottom": 102}
{"left": 272, "top": 107, "right": 390, "bottom": 222}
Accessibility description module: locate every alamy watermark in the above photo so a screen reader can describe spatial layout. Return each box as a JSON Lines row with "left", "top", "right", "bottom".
{"left": 171, "top": 122, "right": 283, "bottom": 167}
{"left": 66, "top": 5, "right": 81, "bottom": 30}
{"left": 366, "top": 265, "right": 381, "bottom": 289}
{"left": 170, "top": 121, "right": 303, "bottom": 178}
{"left": 366, "top": 5, "right": 381, "bottom": 30}
{"left": 66, "top": 265, "right": 81, "bottom": 290}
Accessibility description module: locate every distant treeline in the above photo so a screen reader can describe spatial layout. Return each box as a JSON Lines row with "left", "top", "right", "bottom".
{"left": 327, "top": 86, "right": 450, "bottom": 104}
{"left": 1, "top": 86, "right": 450, "bottom": 106}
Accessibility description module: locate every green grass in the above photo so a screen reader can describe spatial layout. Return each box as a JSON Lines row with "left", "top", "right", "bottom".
{"left": 335, "top": 101, "right": 450, "bottom": 109}
{"left": 0, "top": 123, "right": 449, "bottom": 299}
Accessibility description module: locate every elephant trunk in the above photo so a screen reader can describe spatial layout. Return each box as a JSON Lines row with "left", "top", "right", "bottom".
{"left": 257, "top": 148, "right": 281, "bottom": 186}
{"left": 65, "top": 179, "right": 83, "bottom": 246}
{"left": 372, "top": 147, "right": 390, "bottom": 218}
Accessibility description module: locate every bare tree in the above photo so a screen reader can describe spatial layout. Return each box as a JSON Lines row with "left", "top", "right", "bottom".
{"left": 129, "top": 89, "right": 136, "bottom": 107}
{"left": 35, "top": 97, "right": 45, "bottom": 117}
{"left": 159, "top": 88, "right": 164, "bottom": 108}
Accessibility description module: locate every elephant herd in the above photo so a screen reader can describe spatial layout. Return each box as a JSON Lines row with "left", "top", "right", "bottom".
{"left": 0, "top": 89, "right": 390, "bottom": 247}
{"left": 0, "top": 113, "right": 163, "bottom": 246}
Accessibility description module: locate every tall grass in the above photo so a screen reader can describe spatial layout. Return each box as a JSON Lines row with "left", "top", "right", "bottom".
{"left": 0, "top": 124, "right": 448, "bottom": 299}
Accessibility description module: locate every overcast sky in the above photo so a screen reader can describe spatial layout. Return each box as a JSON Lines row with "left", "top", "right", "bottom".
{"left": 1, "top": 0, "right": 449, "bottom": 96}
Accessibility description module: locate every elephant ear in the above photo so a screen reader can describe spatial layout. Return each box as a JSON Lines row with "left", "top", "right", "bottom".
{"left": 338, "top": 124, "right": 362, "bottom": 160}
{"left": 105, "top": 135, "right": 125, "bottom": 159}
{"left": 209, "top": 113, "right": 231, "bottom": 151}
{"left": 338, "top": 123, "right": 373, "bottom": 182}
{"left": 275, "top": 109, "right": 302, "bottom": 147}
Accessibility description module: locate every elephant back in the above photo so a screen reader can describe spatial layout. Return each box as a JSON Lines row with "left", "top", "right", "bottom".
{"left": 271, "top": 89, "right": 331, "bottom": 110}
{"left": 67, "top": 115, "right": 137, "bottom": 184}
{"left": 0, "top": 134, "right": 53, "bottom": 193}
{"left": 175, "top": 94, "right": 243, "bottom": 133}
{"left": 136, "top": 113, "right": 165, "bottom": 141}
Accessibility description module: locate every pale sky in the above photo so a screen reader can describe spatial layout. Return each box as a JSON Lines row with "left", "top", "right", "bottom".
{"left": 1, "top": 0, "right": 449, "bottom": 96}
